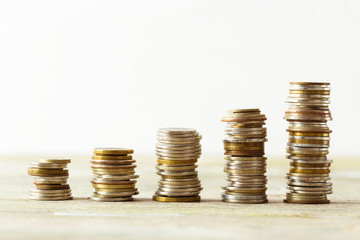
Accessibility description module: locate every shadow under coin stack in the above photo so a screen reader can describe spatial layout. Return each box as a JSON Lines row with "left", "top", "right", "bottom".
{"left": 284, "top": 82, "right": 332, "bottom": 204}
{"left": 153, "top": 128, "right": 202, "bottom": 202}
{"left": 221, "top": 109, "right": 268, "bottom": 203}
{"left": 90, "top": 148, "right": 139, "bottom": 202}
{"left": 28, "top": 158, "right": 72, "bottom": 201}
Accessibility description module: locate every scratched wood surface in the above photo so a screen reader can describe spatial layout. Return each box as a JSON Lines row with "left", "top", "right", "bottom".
{"left": 0, "top": 155, "right": 359, "bottom": 240}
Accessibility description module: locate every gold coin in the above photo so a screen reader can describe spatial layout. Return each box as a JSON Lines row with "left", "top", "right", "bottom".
{"left": 157, "top": 159, "right": 197, "bottom": 165}
{"left": 91, "top": 169, "right": 135, "bottom": 175}
{"left": 35, "top": 184, "right": 70, "bottom": 190}
{"left": 289, "top": 168, "right": 330, "bottom": 174}
{"left": 28, "top": 168, "right": 68, "bottom": 175}
{"left": 290, "top": 139, "right": 329, "bottom": 145}
{"left": 224, "top": 142, "right": 264, "bottom": 147}
{"left": 92, "top": 155, "right": 133, "bottom": 160}
{"left": 92, "top": 183, "right": 135, "bottom": 189}
{"left": 290, "top": 162, "right": 331, "bottom": 168}
{"left": 224, "top": 146, "right": 264, "bottom": 151}
{"left": 224, "top": 150, "right": 264, "bottom": 156}
{"left": 225, "top": 190, "right": 266, "bottom": 195}
{"left": 38, "top": 158, "right": 71, "bottom": 164}
{"left": 289, "top": 90, "right": 330, "bottom": 95}
{"left": 291, "top": 154, "right": 327, "bottom": 157}
{"left": 152, "top": 195, "right": 200, "bottom": 202}
{"left": 290, "top": 82, "right": 330, "bottom": 85}
{"left": 161, "top": 174, "right": 198, "bottom": 179}
{"left": 289, "top": 132, "right": 330, "bottom": 137}
{"left": 93, "top": 148, "right": 133, "bottom": 155}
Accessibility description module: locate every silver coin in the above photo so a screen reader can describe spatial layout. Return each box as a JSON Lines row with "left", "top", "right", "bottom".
{"left": 93, "top": 175, "right": 139, "bottom": 180}
{"left": 159, "top": 183, "right": 201, "bottom": 188}
{"left": 156, "top": 165, "right": 197, "bottom": 171}
{"left": 156, "top": 148, "right": 201, "bottom": 154}
{"left": 94, "top": 191, "right": 139, "bottom": 197}
{"left": 222, "top": 193, "right": 267, "bottom": 200}
{"left": 157, "top": 132, "right": 198, "bottom": 138}
{"left": 287, "top": 190, "right": 333, "bottom": 195}
{"left": 156, "top": 143, "right": 201, "bottom": 151}
{"left": 157, "top": 128, "right": 198, "bottom": 135}
{"left": 156, "top": 190, "right": 201, "bottom": 197}
{"left": 30, "top": 189, "right": 71, "bottom": 194}
{"left": 225, "top": 127, "right": 266, "bottom": 132}
{"left": 158, "top": 187, "right": 203, "bottom": 192}
{"left": 160, "top": 178, "right": 201, "bottom": 182}
{"left": 30, "top": 162, "right": 68, "bottom": 169}
{"left": 155, "top": 156, "right": 200, "bottom": 161}
{"left": 225, "top": 156, "right": 267, "bottom": 161}
{"left": 287, "top": 181, "right": 332, "bottom": 187}
{"left": 223, "top": 138, "right": 267, "bottom": 143}
{"left": 156, "top": 152, "right": 201, "bottom": 158}
{"left": 29, "top": 192, "right": 71, "bottom": 197}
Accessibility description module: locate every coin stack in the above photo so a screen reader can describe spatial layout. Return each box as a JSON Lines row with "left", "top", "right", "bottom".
{"left": 90, "top": 148, "right": 139, "bottom": 202}
{"left": 284, "top": 82, "right": 332, "bottom": 204}
{"left": 27, "top": 158, "right": 73, "bottom": 201}
{"left": 221, "top": 109, "right": 268, "bottom": 203}
{"left": 153, "top": 128, "right": 202, "bottom": 202}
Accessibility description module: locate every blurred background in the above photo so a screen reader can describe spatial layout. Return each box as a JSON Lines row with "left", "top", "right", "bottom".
{"left": 0, "top": 0, "right": 359, "bottom": 158}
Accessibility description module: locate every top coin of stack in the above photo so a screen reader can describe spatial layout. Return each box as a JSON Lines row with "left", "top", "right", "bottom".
{"left": 221, "top": 109, "right": 268, "bottom": 203}
{"left": 153, "top": 128, "right": 202, "bottom": 202}
{"left": 28, "top": 158, "right": 72, "bottom": 201}
{"left": 90, "top": 148, "right": 139, "bottom": 202}
{"left": 284, "top": 82, "right": 333, "bottom": 204}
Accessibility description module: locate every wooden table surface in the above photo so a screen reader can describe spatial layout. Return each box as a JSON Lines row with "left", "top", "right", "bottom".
{"left": 0, "top": 155, "right": 359, "bottom": 240}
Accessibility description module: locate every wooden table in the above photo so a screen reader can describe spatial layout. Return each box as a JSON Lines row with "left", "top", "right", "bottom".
{"left": 1, "top": 155, "right": 359, "bottom": 239}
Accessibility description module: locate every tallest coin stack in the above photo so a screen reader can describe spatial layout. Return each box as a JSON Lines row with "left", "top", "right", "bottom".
{"left": 284, "top": 82, "right": 333, "bottom": 204}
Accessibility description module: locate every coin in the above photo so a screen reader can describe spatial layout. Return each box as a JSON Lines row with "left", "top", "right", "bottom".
{"left": 91, "top": 155, "right": 133, "bottom": 160}
{"left": 30, "top": 162, "right": 67, "bottom": 169}
{"left": 152, "top": 194, "right": 200, "bottom": 202}
{"left": 158, "top": 128, "right": 197, "bottom": 135}
{"left": 157, "top": 159, "right": 198, "bottom": 165}
{"left": 93, "top": 148, "right": 134, "bottom": 155}
{"left": 28, "top": 168, "right": 69, "bottom": 175}
{"left": 38, "top": 158, "right": 71, "bottom": 164}
{"left": 35, "top": 184, "right": 70, "bottom": 190}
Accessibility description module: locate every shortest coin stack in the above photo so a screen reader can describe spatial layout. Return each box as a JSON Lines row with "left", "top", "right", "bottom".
{"left": 90, "top": 148, "right": 139, "bottom": 202}
{"left": 28, "top": 158, "right": 73, "bottom": 201}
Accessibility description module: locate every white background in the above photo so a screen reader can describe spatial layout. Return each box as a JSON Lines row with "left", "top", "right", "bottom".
{"left": 0, "top": 0, "right": 359, "bottom": 157}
